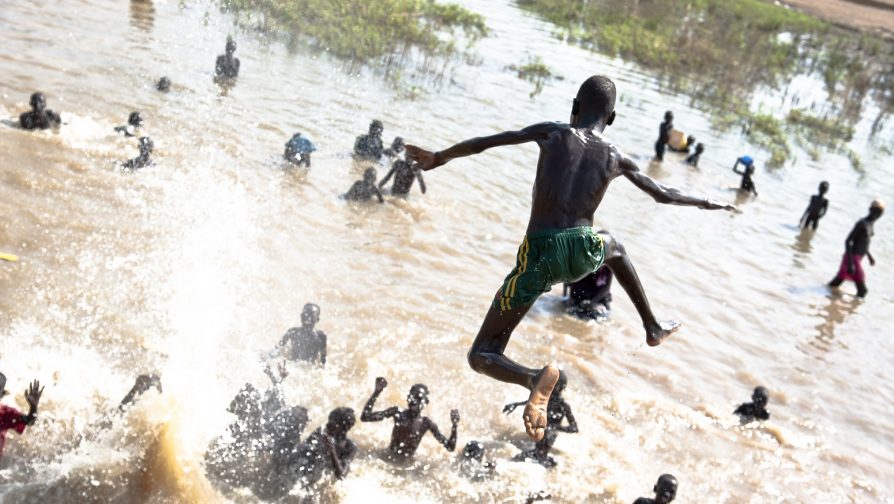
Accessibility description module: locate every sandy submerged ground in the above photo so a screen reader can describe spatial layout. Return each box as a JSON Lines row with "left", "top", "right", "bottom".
{"left": 779, "top": 0, "right": 894, "bottom": 37}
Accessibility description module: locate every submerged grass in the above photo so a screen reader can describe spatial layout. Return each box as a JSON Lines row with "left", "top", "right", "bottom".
{"left": 222, "top": 0, "right": 487, "bottom": 73}
{"left": 744, "top": 113, "right": 790, "bottom": 168}
{"left": 508, "top": 56, "right": 562, "bottom": 97}
{"left": 516, "top": 0, "right": 892, "bottom": 170}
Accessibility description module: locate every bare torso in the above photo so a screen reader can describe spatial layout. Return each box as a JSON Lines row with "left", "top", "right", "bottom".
{"left": 527, "top": 123, "right": 622, "bottom": 233}
{"left": 388, "top": 412, "right": 429, "bottom": 458}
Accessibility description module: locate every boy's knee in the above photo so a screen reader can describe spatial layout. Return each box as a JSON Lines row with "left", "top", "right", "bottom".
{"left": 467, "top": 350, "right": 486, "bottom": 374}
{"left": 600, "top": 232, "right": 625, "bottom": 258}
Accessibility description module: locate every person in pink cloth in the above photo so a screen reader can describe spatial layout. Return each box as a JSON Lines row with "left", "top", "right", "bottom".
{"left": 828, "top": 199, "right": 885, "bottom": 298}
{"left": 0, "top": 373, "right": 43, "bottom": 457}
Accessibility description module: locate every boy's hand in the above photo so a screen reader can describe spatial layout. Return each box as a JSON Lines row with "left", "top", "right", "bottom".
{"left": 405, "top": 145, "right": 439, "bottom": 171}
{"left": 25, "top": 380, "right": 44, "bottom": 408}
{"left": 700, "top": 198, "right": 737, "bottom": 212}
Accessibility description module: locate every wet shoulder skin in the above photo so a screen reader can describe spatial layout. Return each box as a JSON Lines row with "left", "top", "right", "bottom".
{"left": 412, "top": 121, "right": 719, "bottom": 234}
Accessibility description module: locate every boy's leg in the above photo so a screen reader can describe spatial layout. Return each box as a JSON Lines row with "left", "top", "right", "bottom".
{"left": 598, "top": 232, "right": 680, "bottom": 346}
{"left": 468, "top": 302, "right": 559, "bottom": 442}
{"left": 829, "top": 253, "right": 848, "bottom": 287}
{"left": 468, "top": 303, "right": 538, "bottom": 388}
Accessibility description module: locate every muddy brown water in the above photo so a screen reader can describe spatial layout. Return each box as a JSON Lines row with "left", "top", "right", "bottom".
{"left": 0, "top": 0, "right": 892, "bottom": 502}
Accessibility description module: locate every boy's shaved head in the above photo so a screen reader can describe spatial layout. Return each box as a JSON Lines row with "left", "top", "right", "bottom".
{"left": 575, "top": 75, "right": 617, "bottom": 118}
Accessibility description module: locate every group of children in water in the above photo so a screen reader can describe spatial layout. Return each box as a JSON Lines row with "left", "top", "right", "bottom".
{"left": 3, "top": 25, "right": 885, "bottom": 501}
{"left": 652, "top": 110, "right": 885, "bottom": 298}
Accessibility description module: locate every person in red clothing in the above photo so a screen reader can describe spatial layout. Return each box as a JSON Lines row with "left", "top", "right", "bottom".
{"left": 0, "top": 373, "right": 43, "bottom": 456}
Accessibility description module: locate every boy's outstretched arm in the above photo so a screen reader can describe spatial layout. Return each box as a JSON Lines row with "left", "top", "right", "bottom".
{"left": 426, "top": 409, "right": 460, "bottom": 452}
{"left": 361, "top": 377, "right": 399, "bottom": 422}
{"left": 619, "top": 151, "right": 735, "bottom": 211}
{"left": 406, "top": 123, "right": 553, "bottom": 171}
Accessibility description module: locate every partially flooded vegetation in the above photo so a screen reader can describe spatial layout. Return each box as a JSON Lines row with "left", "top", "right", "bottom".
{"left": 221, "top": 0, "right": 488, "bottom": 80}
{"left": 508, "top": 56, "right": 562, "bottom": 97}
{"left": 516, "top": 0, "right": 894, "bottom": 169}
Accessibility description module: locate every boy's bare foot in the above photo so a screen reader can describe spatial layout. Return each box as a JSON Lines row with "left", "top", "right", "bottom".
{"left": 523, "top": 365, "right": 560, "bottom": 441}
{"left": 646, "top": 320, "right": 681, "bottom": 347}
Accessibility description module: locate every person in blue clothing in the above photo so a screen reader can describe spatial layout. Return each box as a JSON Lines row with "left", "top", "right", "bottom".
{"left": 732, "top": 155, "right": 758, "bottom": 196}
{"left": 284, "top": 132, "right": 316, "bottom": 167}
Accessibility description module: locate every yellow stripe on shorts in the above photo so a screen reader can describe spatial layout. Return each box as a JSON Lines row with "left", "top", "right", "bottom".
{"left": 501, "top": 236, "right": 529, "bottom": 310}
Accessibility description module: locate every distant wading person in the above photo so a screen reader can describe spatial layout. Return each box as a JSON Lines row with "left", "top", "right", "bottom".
{"left": 277, "top": 303, "right": 326, "bottom": 366}
{"left": 354, "top": 120, "right": 385, "bottom": 161}
{"left": 732, "top": 155, "right": 758, "bottom": 196}
{"left": 685, "top": 143, "right": 704, "bottom": 167}
{"left": 19, "top": 92, "right": 61, "bottom": 130}
{"left": 215, "top": 37, "right": 240, "bottom": 79}
{"left": 733, "top": 385, "right": 770, "bottom": 424}
{"left": 828, "top": 199, "right": 884, "bottom": 298}
{"left": 406, "top": 76, "right": 734, "bottom": 441}
{"left": 654, "top": 111, "right": 673, "bottom": 161}
{"left": 799, "top": 181, "right": 829, "bottom": 230}
{"left": 379, "top": 157, "right": 426, "bottom": 197}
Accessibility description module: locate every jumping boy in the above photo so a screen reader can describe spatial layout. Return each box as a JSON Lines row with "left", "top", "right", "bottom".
{"left": 406, "top": 75, "right": 734, "bottom": 441}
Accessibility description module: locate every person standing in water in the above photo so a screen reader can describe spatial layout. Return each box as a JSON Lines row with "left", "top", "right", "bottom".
{"left": 353, "top": 120, "right": 385, "bottom": 161}
{"left": 0, "top": 374, "right": 43, "bottom": 457}
{"left": 19, "top": 92, "right": 61, "bottom": 130}
{"left": 384, "top": 136, "right": 405, "bottom": 159}
{"left": 634, "top": 474, "right": 678, "bottom": 504}
{"left": 122, "top": 137, "right": 154, "bottom": 170}
{"left": 800, "top": 181, "right": 830, "bottom": 230}
{"left": 654, "top": 111, "right": 673, "bottom": 161}
{"left": 564, "top": 265, "right": 613, "bottom": 320}
{"left": 458, "top": 440, "right": 496, "bottom": 480}
{"left": 344, "top": 167, "right": 385, "bottom": 203}
{"left": 379, "top": 157, "right": 426, "bottom": 197}
{"left": 733, "top": 385, "right": 770, "bottom": 423}
{"left": 283, "top": 132, "right": 316, "bottom": 168}
{"left": 732, "top": 156, "right": 758, "bottom": 196}
{"left": 283, "top": 408, "right": 356, "bottom": 491}
{"left": 685, "top": 143, "right": 705, "bottom": 168}
{"left": 504, "top": 370, "right": 577, "bottom": 468}
{"left": 828, "top": 199, "right": 884, "bottom": 298}
{"left": 156, "top": 76, "right": 172, "bottom": 92}
{"left": 215, "top": 36, "right": 240, "bottom": 79}
{"left": 406, "top": 75, "right": 734, "bottom": 441}
{"left": 115, "top": 111, "right": 143, "bottom": 137}
{"left": 360, "top": 377, "right": 460, "bottom": 463}
{"left": 277, "top": 303, "right": 327, "bottom": 365}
